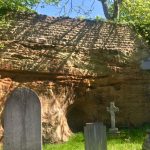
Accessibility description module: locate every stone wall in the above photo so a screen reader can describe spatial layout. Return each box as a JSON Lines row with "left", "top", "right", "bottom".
{"left": 0, "top": 12, "right": 150, "bottom": 143}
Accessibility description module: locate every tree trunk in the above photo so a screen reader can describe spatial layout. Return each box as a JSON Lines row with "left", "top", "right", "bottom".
{"left": 99, "top": 0, "right": 122, "bottom": 20}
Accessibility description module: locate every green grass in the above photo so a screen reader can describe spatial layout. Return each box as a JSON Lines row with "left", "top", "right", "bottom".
{"left": 0, "top": 126, "right": 148, "bottom": 150}
{"left": 43, "top": 133, "right": 84, "bottom": 150}
{"left": 43, "top": 126, "right": 149, "bottom": 150}
{"left": 107, "top": 127, "right": 146, "bottom": 150}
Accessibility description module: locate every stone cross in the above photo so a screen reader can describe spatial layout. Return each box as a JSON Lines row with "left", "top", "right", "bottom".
{"left": 107, "top": 102, "right": 119, "bottom": 133}
{"left": 4, "top": 87, "right": 42, "bottom": 150}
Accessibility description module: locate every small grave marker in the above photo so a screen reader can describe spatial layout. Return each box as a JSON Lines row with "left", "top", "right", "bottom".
{"left": 140, "top": 58, "right": 150, "bottom": 70}
{"left": 84, "top": 122, "right": 107, "bottom": 150}
{"left": 4, "top": 87, "right": 42, "bottom": 150}
{"left": 107, "top": 102, "right": 119, "bottom": 133}
{"left": 142, "top": 129, "right": 150, "bottom": 150}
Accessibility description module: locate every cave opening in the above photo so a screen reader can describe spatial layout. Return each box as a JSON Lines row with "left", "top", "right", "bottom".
{"left": 66, "top": 100, "right": 98, "bottom": 133}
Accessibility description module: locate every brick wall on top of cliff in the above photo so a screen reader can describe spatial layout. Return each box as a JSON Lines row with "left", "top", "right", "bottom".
{"left": 0, "top": 12, "right": 149, "bottom": 77}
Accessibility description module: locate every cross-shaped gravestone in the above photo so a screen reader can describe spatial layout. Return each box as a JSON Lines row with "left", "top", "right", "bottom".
{"left": 4, "top": 87, "right": 42, "bottom": 150}
{"left": 107, "top": 102, "right": 119, "bottom": 133}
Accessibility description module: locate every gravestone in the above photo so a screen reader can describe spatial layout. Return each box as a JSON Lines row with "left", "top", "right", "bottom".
{"left": 140, "top": 58, "right": 150, "bottom": 70}
{"left": 107, "top": 102, "right": 119, "bottom": 133}
{"left": 142, "top": 129, "right": 150, "bottom": 150}
{"left": 84, "top": 122, "right": 107, "bottom": 150}
{"left": 4, "top": 87, "right": 42, "bottom": 150}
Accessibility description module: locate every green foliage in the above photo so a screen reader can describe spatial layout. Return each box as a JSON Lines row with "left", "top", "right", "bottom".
{"left": 0, "top": 0, "right": 60, "bottom": 13}
{"left": 77, "top": 16, "right": 86, "bottom": 20}
{"left": 0, "top": 9, "right": 12, "bottom": 29}
{"left": 120, "top": 0, "right": 150, "bottom": 24}
{"left": 119, "top": 0, "right": 150, "bottom": 45}
{"left": 0, "top": 43, "right": 5, "bottom": 48}
{"left": 45, "top": 0, "right": 60, "bottom": 5}
{"left": 0, "top": 0, "right": 37, "bottom": 11}
{"left": 0, "top": 0, "right": 60, "bottom": 29}
{"left": 95, "top": 16, "right": 101, "bottom": 21}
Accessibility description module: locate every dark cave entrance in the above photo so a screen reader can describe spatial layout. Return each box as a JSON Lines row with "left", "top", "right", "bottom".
{"left": 67, "top": 105, "right": 86, "bottom": 132}
{"left": 66, "top": 100, "right": 98, "bottom": 133}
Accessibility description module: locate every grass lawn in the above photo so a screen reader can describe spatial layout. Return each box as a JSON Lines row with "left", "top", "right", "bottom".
{"left": 43, "top": 125, "right": 149, "bottom": 150}
{"left": 0, "top": 126, "right": 148, "bottom": 150}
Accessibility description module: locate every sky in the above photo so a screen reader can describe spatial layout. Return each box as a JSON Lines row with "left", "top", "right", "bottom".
{"left": 33, "top": 0, "right": 105, "bottom": 19}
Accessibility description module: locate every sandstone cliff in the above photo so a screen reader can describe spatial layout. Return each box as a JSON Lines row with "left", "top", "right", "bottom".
{"left": 0, "top": 12, "right": 150, "bottom": 143}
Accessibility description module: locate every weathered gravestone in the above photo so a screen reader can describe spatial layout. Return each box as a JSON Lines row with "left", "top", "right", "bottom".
{"left": 4, "top": 87, "right": 42, "bottom": 150}
{"left": 140, "top": 58, "right": 150, "bottom": 70}
{"left": 84, "top": 122, "right": 107, "bottom": 150}
{"left": 107, "top": 102, "right": 119, "bottom": 134}
{"left": 142, "top": 129, "right": 150, "bottom": 150}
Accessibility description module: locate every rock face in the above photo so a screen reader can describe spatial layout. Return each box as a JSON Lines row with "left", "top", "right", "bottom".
{"left": 0, "top": 12, "right": 150, "bottom": 143}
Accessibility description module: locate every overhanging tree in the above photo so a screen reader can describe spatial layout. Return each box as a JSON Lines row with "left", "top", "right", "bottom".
{"left": 0, "top": 0, "right": 123, "bottom": 20}
{"left": 119, "top": 0, "right": 150, "bottom": 44}
{"left": 98, "top": 0, "right": 122, "bottom": 20}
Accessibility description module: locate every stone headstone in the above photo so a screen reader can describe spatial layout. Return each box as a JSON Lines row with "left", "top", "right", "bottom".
{"left": 142, "top": 129, "right": 150, "bottom": 150}
{"left": 84, "top": 122, "right": 107, "bottom": 150}
{"left": 140, "top": 58, "right": 150, "bottom": 70}
{"left": 4, "top": 87, "right": 42, "bottom": 150}
{"left": 107, "top": 102, "right": 119, "bottom": 133}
